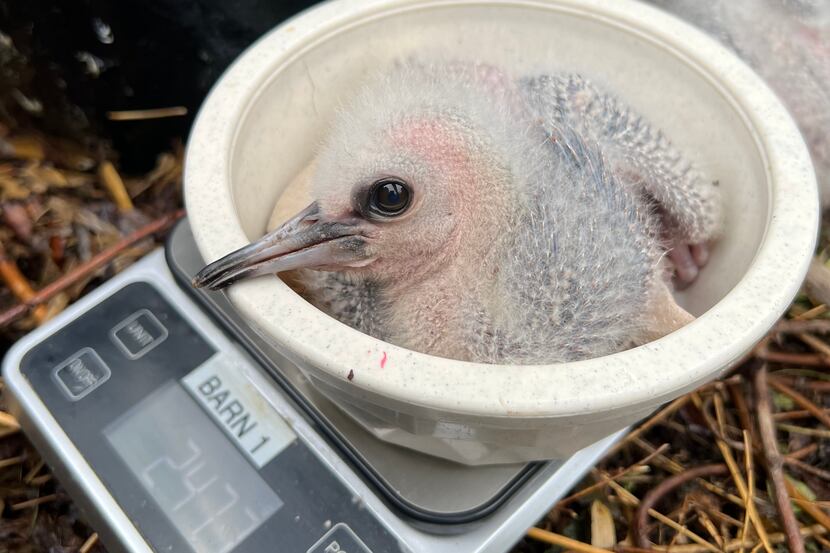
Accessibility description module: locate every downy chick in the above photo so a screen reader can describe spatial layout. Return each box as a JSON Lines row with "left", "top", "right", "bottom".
{"left": 193, "top": 61, "right": 722, "bottom": 364}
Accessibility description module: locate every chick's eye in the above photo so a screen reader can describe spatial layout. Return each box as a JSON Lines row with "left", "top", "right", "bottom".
{"left": 369, "top": 179, "right": 411, "bottom": 216}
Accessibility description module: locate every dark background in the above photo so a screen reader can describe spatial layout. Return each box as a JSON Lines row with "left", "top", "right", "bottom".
{"left": 0, "top": 0, "right": 319, "bottom": 171}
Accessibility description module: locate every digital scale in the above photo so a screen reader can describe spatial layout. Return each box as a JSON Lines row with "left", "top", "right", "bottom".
{"left": 2, "top": 220, "right": 622, "bottom": 553}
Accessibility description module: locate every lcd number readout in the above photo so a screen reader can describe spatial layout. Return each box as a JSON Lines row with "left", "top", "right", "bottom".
{"left": 182, "top": 352, "right": 296, "bottom": 468}
{"left": 105, "top": 383, "right": 283, "bottom": 553}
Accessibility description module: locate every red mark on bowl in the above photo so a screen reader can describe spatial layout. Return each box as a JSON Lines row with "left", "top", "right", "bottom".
{"left": 347, "top": 369, "right": 354, "bottom": 381}
{"left": 380, "top": 352, "right": 387, "bottom": 369}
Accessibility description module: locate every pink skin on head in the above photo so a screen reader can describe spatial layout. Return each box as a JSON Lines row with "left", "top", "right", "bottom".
{"left": 390, "top": 116, "right": 511, "bottom": 254}
{"left": 391, "top": 118, "right": 475, "bottom": 176}
{"left": 800, "top": 24, "right": 830, "bottom": 56}
{"left": 324, "top": 116, "right": 490, "bottom": 289}
{"left": 349, "top": 116, "right": 516, "bottom": 356}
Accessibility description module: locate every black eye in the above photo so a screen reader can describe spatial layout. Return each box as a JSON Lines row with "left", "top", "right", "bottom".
{"left": 368, "top": 179, "right": 411, "bottom": 217}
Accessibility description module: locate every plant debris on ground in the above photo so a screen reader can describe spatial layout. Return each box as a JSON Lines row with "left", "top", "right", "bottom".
{"left": 514, "top": 295, "right": 830, "bottom": 553}
{"left": 2, "top": 34, "right": 830, "bottom": 553}
{"left": 0, "top": 31, "right": 185, "bottom": 549}
{"left": 0, "top": 125, "right": 184, "bottom": 553}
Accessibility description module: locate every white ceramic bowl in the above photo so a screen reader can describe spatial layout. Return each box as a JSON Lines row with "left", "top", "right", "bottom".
{"left": 185, "top": 0, "right": 818, "bottom": 465}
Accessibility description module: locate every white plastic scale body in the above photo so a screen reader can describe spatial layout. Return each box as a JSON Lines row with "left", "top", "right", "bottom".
{"left": 2, "top": 220, "right": 621, "bottom": 553}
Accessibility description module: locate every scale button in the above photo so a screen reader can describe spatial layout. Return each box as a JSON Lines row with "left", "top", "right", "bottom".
{"left": 306, "top": 523, "right": 373, "bottom": 553}
{"left": 52, "top": 348, "right": 111, "bottom": 401}
{"left": 110, "top": 309, "right": 168, "bottom": 360}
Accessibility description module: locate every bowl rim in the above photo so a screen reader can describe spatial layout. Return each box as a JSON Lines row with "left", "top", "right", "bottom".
{"left": 184, "top": 0, "right": 819, "bottom": 418}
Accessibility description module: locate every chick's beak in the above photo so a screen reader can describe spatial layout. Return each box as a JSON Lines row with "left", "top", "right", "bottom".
{"left": 192, "top": 202, "right": 374, "bottom": 290}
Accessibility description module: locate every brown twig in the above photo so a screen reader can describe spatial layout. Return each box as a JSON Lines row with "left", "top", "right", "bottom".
{"left": 79, "top": 533, "right": 99, "bottom": 553}
{"left": 785, "top": 456, "right": 830, "bottom": 481}
{"left": 792, "top": 304, "right": 829, "bottom": 320}
{"left": 768, "top": 376, "right": 830, "bottom": 429}
{"left": 703, "top": 509, "right": 744, "bottom": 530}
{"left": 774, "top": 318, "right": 830, "bottom": 335}
{"left": 626, "top": 524, "right": 828, "bottom": 553}
{"left": 786, "top": 443, "right": 818, "bottom": 461}
{"left": 0, "top": 209, "right": 185, "bottom": 327}
{"left": 647, "top": 508, "right": 721, "bottom": 553}
{"left": 771, "top": 374, "right": 830, "bottom": 393}
{"left": 713, "top": 408, "right": 774, "bottom": 553}
{"left": 787, "top": 481, "right": 830, "bottom": 533}
{"left": 0, "top": 454, "right": 25, "bottom": 470}
{"left": 692, "top": 391, "right": 746, "bottom": 451}
{"left": 777, "top": 424, "right": 830, "bottom": 438}
{"left": 631, "top": 436, "right": 750, "bottom": 509}
{"left": 729, "top": 380, "right": 757, "bottom": 447}
{"left": 754, "top": 364, "right": 804, "bottom": 553}
{"left": 695, "top": 508, "right": 724, "bottom": 549}
{"left": 709, "top": 390, "right": 775, "bottom": 553}
{"left": 610, "top": 396, "right": 690, "bottom": 456}
{"left": 2, "top": 135, "right": 45, "bottom": 160}
{"left": 0, "top": 242, "right": 48, "bottom": 323}
{"left": 556, "top": 444, "right": 669, "bottom": 508}
{"left": 98, "top": 161, "right": 134, "bottom": 212}
{"left": 755, "top": 350, "right": 828, "bottom": 367}
{"left": 632, "top": 464, "right": 728, "bottom": 548}
{"left": 796, "top": 332, "right": 830, "bottom": 358}
{"left": 27, "top": 473, "right": 52, "bottom": 487}
{"left": 106, "top": 107, "right": 188, "bottom": 121}
{"left": 23, "top": 459, "right": 45, "bottom": 484}
{"left": 593, "top": 468, "right": 639, "bottom": 506}
{"left": 739, "top": 430, "right": 754, "bottom": 553}
{"left": 526, "top": 527, "right": 613, "bottom": 552}
{"left": 773, "top": 408, "right": 830, "bottom": 421}
{"left": 0, "top": 410, "right": 20, "bottom": 431}
{"left": 10, "top": 493, "right": 58, "bottom": 510}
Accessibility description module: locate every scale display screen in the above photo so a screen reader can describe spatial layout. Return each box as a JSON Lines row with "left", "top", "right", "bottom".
{"left": 13, "top": 277, "right": 404, "bottom": 553}
{"left": 105, "top": 382, "right": 282, "bottom": 553}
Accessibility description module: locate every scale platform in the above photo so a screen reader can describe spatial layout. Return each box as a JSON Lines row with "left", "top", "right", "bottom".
{"left": 2, "top": 220, "right": 621, "bottom": 553}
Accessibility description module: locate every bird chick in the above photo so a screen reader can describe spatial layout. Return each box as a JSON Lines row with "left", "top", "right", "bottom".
{"left": 193, "top": 61, "right": 722, "bottom": 364}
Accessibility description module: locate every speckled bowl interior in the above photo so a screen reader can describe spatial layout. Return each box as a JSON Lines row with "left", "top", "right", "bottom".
{"left": 184, "top": 0, "right": 818, "bottom": 464}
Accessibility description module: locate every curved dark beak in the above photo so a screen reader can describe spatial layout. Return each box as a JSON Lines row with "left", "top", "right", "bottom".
{"left": 192, "top": 202, "right": 372, "bottom": 290}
